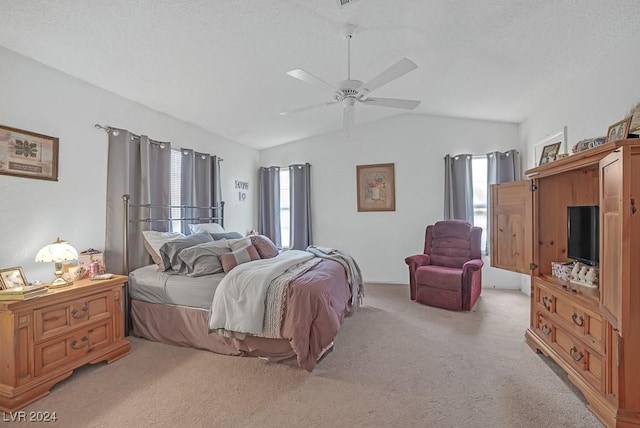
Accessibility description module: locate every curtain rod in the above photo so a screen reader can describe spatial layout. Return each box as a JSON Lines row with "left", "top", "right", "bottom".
{"left": 94, "top": 123, "right": 223, "bottom": 161}
{"left": 94, "top": 124, "right": 120, "bottom": 136}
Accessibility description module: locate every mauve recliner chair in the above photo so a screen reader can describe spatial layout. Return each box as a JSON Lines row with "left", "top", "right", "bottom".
{"left": 405, "top": 220, "right": 484, "bottom": 311}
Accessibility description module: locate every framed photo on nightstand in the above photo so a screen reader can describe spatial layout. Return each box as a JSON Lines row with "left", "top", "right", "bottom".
{"left": 0, "top": 266, "right": 28, "bottom": 290}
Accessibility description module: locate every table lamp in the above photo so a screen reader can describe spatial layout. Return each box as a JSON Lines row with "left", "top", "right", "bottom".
{"left": 35, "top": 237, "right": 79, "bottom": 287}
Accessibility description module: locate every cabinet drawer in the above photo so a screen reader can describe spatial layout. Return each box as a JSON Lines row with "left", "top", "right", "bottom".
{"left": 533, "top": 281, "right": 603, "bottom": 354}
{"left": 555, "top": 298, "right": 603, "bottom": 353}
{"left": 34, "top": 291, "right": 113, "bottom": 342}
{"left": 554, "top": 327, "right": 603, "bottom": 391}
{"left": 534, "top": 284, "right": 556, "bottom": 314}
{"left": 532, "top": 310, "right": 603, "bottom": 391}
{"left": 34, "top": 319, "right": 114, "bottom": 377}
{"left": 534, "top": 312, "right": 555, "bottom": 346}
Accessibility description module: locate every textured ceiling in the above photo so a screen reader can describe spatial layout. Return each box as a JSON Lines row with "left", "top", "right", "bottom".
{"left": 1, "top": 1, "right": 639, "bottom": 149}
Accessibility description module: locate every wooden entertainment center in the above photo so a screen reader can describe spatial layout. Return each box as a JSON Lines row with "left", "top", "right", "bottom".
{"left": 491, "top": 139, "right": 640, "bottom": 427}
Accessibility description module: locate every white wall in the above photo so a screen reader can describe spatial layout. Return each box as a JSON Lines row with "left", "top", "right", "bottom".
{"left": 519, "top": 29, "right": 640, "bottom": 294}
{"left": 260, "top": 113, "right": 525, "bottom": 287}
{"left": 522, "top": 30, "right": 640, "bottom": 168}
{"left": 0, "top": 47, "right": 258, "bottom": 283}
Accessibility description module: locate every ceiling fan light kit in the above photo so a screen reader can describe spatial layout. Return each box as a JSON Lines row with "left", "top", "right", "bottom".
{"left": 282, "top": 23, "right": 421, "bottom": 132}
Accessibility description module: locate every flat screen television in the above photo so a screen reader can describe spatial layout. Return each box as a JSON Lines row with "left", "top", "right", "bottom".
{"left": 567, "top": 205, "right": 599, "bottom": 266}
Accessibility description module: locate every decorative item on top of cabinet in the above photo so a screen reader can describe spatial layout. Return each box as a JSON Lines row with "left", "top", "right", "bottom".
{"left": 533, "top": 126, "right": 567, "bottom": 168}
{"left": 606, "top": 117, "right": 631, "bottom": 142}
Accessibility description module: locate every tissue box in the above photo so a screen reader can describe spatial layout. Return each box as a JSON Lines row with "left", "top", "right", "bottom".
{"left": 551, "top": 261, "right": 573, "bottom": 281}
{"left": 77, "top": 249, "right": 105, "bottom": 277}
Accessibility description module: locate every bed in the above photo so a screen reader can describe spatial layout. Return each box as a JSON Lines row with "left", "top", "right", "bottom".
{"left": 123, "top": 196, "right": 362, "bottom": 371}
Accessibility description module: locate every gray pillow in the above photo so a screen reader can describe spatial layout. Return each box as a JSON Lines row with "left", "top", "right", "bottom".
{"left": 177, "top": 240, "right": 231, "bottom": 277}
{"left": 159, "top": 232, "right": 213, "bottom": 271}
{"left": 210, "top": 231, "right": 243, "bottom": 240}
{"left": 227, "top": 237, "right": 252, "bottom": 251}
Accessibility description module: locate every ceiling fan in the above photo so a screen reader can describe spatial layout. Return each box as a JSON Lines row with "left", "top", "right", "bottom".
{"left": 280, "top": 24, "right": 421, "bottom": 131}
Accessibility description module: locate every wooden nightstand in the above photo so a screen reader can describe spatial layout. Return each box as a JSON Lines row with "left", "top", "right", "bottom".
{"left": 0, "top": 275, "right": 130, "bottom": 411}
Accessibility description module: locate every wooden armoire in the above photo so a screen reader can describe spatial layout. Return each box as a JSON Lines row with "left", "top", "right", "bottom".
{"left": 491, "top": 139, "right": 640, "bottom": 428}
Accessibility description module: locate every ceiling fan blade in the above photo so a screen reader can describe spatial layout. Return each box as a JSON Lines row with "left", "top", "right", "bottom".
{"left": 359, "top": 58, "right": 418, "bottom": 96}
{"left": 343, "top": 105, "right": 355, "bottom": 132}
{"left": 359, "top": 97, "right": 421, "bottom": 110}
{"left": 286, "top": 69, "right": 340, "bottom": 93}
{"left": 279, "top": 101, "right": 339, "bottom": 116}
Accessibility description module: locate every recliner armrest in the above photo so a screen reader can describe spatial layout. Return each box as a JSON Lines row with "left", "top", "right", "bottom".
{"left": 405, "top": 254, "right": 431, "bottom": 301}
{"left": 462, "top": 258, "right": 484, "bottom": 274}
{"left": 404, "top": 254, "right": 431, "bottom": 268}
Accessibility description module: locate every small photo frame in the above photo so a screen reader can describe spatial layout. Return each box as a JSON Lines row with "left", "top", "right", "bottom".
{"left": 533, "top": 127, "right": 566, "bottom": 168}
{"left": 539, "top": 142, "right": 562, "bottom": 166}
{"left": 0, "top": 125, "right": 59, "bottom": 181}
{"left": 629, "top": 107, "right": 640, "bottom": 134}
{"left": 0, "top": 266, "right": 28, "bottom": 290}
{"left": 356, "top": 163, "right": 396, "bottom": 212}
{"left": 606, "top": 118, "right": 631, "bottom": 143}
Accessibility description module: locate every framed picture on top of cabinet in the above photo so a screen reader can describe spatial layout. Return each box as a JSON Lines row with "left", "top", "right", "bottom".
{"left": 606, "top": 118, "right": 631, "bottom": 143}
{"left": 0, "top": 124, "right": 59, "bottom": 182}
{"left": 539, "top": 142, "right": 562, "bottom": 166}
{"left": 628, "top": 106, "right": 640, "bottom": 134}
{"left": 533, "top": 126, "right": 567, "bottom": 167}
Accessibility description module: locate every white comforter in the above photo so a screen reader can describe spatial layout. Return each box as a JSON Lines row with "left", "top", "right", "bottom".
{"left": 208, "top": 250, "right": 313, "bottom": 334}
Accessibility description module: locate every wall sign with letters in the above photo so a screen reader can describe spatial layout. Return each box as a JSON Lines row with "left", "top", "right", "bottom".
{"left": 235, "top": 180, "right": 249, "bottom": 202}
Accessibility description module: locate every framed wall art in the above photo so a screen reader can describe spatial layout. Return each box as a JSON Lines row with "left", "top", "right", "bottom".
{"left": 0, "top": 266, "right": 28, "bottom": 290}
{"left": 0, "top": 125, "right": 59, "bottom": 181}
{"left": 356, "top": 163, "right": 395, "bottom": 212}
{"left": 606, "top": 118, "right": 631, "bottom": 143}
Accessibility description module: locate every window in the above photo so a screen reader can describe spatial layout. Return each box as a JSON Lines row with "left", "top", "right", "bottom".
{"left": 279, "top": 168, "right": 290, "bottom": 249}
{"left": 472, "top": 156, "right": 488, "bottom": 252}
{"left": 170, "top": 149, "right": 182, "bottom": 233}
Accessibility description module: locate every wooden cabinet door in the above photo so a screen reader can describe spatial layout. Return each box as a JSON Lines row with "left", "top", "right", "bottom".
{"left": 599, "top": 149, "right": 628, "bottom": 335}
{"left": 490, "top": 180, "right": 533, "bottom": 274}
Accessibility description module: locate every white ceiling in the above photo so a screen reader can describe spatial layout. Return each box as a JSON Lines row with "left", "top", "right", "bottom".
{"left": 1, "top": 1, "right": 639, "bottom": 150}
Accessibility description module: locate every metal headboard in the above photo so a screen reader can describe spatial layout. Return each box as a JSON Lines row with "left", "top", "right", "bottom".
{"left": 122, "top": 193, "right": 225, "bottom": 274}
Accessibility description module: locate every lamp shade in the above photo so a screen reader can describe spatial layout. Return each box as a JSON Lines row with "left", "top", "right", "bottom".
{"left": 35, "top": 238, "right": 78, "bottom": 263}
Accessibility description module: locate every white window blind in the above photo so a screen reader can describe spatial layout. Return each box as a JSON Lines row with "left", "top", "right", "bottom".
{"left": 279, "top": 168, "right": 290, "bottom": 249}
{"left": 472, "top": 156, "right": 488, "bottom": 251}
{"left": 170, "top": 149, "right": 182, "bottom": 233}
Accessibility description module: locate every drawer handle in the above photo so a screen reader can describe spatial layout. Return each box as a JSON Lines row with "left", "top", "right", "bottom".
{"left": 561, "top": 284, "right": 578, "bottom": 294}
{"left": 542, "top": 295, "right": 552, "bottom": 311}
{"left": 540, "top": 324, "right": 552, "bottom": 336}
{"left": 71, "top": 304, "right": 89, "bottom": 319}
{"left": 571, "top": 313, "right": 584, "bottom": 327}
{"left": 570, "top": 347, "right": 584, "bottom": 362}
{"left": 71, "top": 336, "right": 89, "bottom": 350}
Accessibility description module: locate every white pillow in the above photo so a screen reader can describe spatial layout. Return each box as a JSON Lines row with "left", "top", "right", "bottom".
{"left": 142, "top": 230, "right": 185, "bottom": 270}
{"left": 189, "top": 223, "right": 225, "bottom": 234}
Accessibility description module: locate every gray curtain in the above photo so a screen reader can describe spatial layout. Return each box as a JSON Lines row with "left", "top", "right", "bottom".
{"left": 487, "top": 149, "right": 520, "bottom": 186}
{"left": 444, "top": 154, "right": 474, "bottom": 222}
{"left": 105, "top": 129, "right": 171, "bottom": 274}
{"left": 180, "top": 149, "right": 217, "bottom": 234}
{"left": 258, "top": 166, "right": 281, "bottom": 248}
{"left": 485, "top": 149, "right": 520, "bottom": 253}
{"left": 289, "top": 163, "right": 312, "bottom": 250}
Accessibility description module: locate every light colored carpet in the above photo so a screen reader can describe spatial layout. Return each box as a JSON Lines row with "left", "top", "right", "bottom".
{"left": 23, "top": 284, "right": 603, "bottom": 428}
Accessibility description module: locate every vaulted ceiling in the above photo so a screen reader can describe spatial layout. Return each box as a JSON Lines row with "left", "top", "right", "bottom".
{"left": 1, "top": 1, "right": 639, "bottom": 149}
